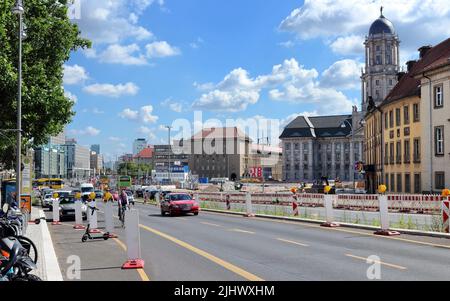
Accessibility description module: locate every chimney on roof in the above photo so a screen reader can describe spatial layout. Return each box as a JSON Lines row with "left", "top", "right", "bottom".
{"left": 397, "top": 71, "right": 406, "bottom": 81}
{"left": 418, "top": 45, "right": 432, "bottom": 58}
{"left": 406, "top": 60, "right": 417, "bottom": 72}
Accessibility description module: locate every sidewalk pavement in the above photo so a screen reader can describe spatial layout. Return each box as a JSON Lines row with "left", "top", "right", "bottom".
{"left": 25, "top": 207, "right": 63, "bottom": 281}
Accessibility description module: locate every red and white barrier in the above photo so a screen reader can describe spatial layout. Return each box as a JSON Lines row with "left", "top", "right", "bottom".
{"left": 443, "top": 199, "right": 450, "bottom": 233}
{"left": 122, "top": 209, "right": 144, "bottom": 269}
{"left": 104, "top": 201, "right": 117, "bottom": 238}
{"left": 88, "top": 201, "right": 101, "bottom": 234}
{"left": 292, "top": 195, "right": 299, "bottom": 216}
{"left": 321, "top": 195, "right": 340, "bottom": 227}
{"left": 374, "top": 195, "right": 400, "bottom": 236}
{"left": 52, "top": 198, "right": 61, "bottom": 225}
{"left": 244, "top": 192, "right": 255, "bottom": 217}
{"left": 73, "top": 199, "right": 85, "bottom": 230}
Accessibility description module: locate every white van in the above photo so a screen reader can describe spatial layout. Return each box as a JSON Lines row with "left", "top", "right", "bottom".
{"left": 80, "top": 183, "right": 95, "bottom": 198}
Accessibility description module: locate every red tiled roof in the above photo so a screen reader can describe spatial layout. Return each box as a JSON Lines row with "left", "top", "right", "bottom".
{"left": 134, "top": 147, "right": 154, "bottom": 159}
{"left": 383, "top": 38, "right": 450, "bottom": 105}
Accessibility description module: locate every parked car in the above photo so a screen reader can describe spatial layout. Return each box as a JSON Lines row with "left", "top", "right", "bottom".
{"left": 58, "top": 196, "right": 87, "bottom": 221}
{"left": 125, "top": 190, "right": 135, "bottom": 205}
{"left": 160, "top": 193, "right": 200, "bottom": 216}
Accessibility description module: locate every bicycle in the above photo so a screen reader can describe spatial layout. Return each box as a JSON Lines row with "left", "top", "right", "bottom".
{"left": 119, "top": 204, "right": 129, "bottom": 228}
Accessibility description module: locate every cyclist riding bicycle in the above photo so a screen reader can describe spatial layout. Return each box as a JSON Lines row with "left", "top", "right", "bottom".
{"left": 118, "top": 190, "right": 129, "bottom": 221}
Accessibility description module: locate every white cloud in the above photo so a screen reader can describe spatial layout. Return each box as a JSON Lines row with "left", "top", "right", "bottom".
{"left": 64, "top": 91, "right": 78, "bottom": 104}
{"left": 109, "top": 136, "right": 122, "bottom": 142}
{"left": 320, "top": 59, "right": 362, "bottom": 90}
{"left": 97, "top": 44, "right": 148, "bottom": 65}
{"left": 279, "top": 0, "right": 450, "bottom": 55}
{"left": 74, "top": 0, "right": 157, "bottom": 44}
{"left": 162, "top": 98, "right": 184, "bottom": 113}
{"left": 190, "top": 37, "right": 204, "bottom": 49}
{"left": 63, "top": 65, "right": 88, "bottom": 85}
{"left": 141, "top": 105, "right": 159, "bottom": 124}
{"left": 69, "top": 126, "right": 101, "bottom": 137}
{"left": 146, "top": 41, "right": 181, "bottom": 58}
{"left": 192, "top": 58, "right": 358, "bottom": 114}
{"left": 278, "top": 40, "right": 295, "bottom": 48}
{"left": 119, "top": 108, "right": 139, "bottom": 120}
{"left": 329, "top": 35, "right": 365, "bottom": 56}
{"left": 83, "top": 82, "right": 139, "bottom": 98}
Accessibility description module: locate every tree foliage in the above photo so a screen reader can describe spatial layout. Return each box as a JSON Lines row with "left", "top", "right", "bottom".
{"left": 0, "top": 0, "right": 90, "bottom": 168}
{"left": 118, "top": 163, "right": 153, "bottom": 177}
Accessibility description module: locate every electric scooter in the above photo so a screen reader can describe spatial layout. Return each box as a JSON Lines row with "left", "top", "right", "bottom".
{"left": 81, "top": 206, "right": 109, "bottom": 243}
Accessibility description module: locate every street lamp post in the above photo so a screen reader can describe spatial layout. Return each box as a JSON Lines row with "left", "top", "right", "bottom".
{"left": 342, "top": 119, "right": 356, "bottom": 191}
{"left": 12, "top": 0, "right": 24, "bottom": 207}
{"left": 166, "top": 125, "right": 172, "bottom": 184}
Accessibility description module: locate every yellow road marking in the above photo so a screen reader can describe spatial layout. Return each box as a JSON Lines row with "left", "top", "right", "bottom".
{"left": 203, "top": 211, "right": 450, "bottom": 250}
{"left": 201, "top": 222, "right": 222, "bottom": 227}
{"left": 139, "top": 224, "right": 264, "bottom": 281}
{"left": 345, "top": 254, "right": 407, "bottom": 270}
{"left": 277, "top": 238, "right": 309, "bottom": 247}
{"left": 113, "top": 238, "right": 151, "bottom": 281}
{"left": 229, "top": 229, "right": 255, "bottom": 234}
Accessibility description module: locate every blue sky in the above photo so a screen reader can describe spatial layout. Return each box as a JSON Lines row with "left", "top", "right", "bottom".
{"left": 63, "top": 0, "right": 450, "bottom": 161}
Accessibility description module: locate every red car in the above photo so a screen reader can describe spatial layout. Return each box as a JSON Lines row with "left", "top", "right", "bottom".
{"left": 160, "top": 193, "right": 200, "bottom": 216}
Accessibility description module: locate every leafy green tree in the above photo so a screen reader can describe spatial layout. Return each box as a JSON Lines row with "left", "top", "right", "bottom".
{"left": 0, "top": 0, "right": 90, "bottom": 168}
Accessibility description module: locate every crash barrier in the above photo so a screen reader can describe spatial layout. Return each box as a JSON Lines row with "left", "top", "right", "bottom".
{"left": 322, "top": 194, "right": 339, "bottom": 227}
{"left": 122, "top": 209, "right": 144, "bottom": 269}
{"left": 104, "top": 201, "right": 117, "bottom": 238}
{"left": 74, "top": 198, "right": 85, "bottom": 230}
{"left": 52, "top": 198, "right": 61, "bottom": 225}
{"left": 443, "top": 199, "right": 450, "bottom": 233}
{"left": 197, "top": 192, "right": 443, "bottom": 215}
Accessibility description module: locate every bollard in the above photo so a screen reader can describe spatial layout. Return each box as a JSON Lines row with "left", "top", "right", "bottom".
{"left": 52, "top": 198, "right": 62, "bottom": 225}
{"left": 374, "top": 195, "right": 400, "bottom": 236}
{"left": 122, "top": 209, "right": 144, "bottom": 269}
{"left": 73, "top": 198, "right": 85, "bottom": 230}
{"left": 155, "top": 192, "right": 160, "bottom": 208}
{"left": 321, "top": 194, "right": 340, "bottom": 227}
{"left": 244, "top": 192, "right": 255, "bottom": 217}
{"left": 443, "top": 199, "right": 450, "bottom": 233}
{"left": 292, "top": 194, "right": 299, "bottom": 217}
{"left": 89, "top": 200, "right": 101, "bottom": 234}
{"left": 104, "top": 200, "right": 117, "bottom": 238}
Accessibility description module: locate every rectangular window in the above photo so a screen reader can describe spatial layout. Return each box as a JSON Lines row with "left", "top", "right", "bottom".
{"left": 390, "top": 143, "right": 394, "bottom": 164}
{"left": 389, "top": 111, "right": 394, "bottom": 128}
{"left": 396, "top": 141, "right": 402, "bottom": 164}
{"left": 405, "top": 173, "right": 411, "bottom": 193}
{"left": 397, "top": 174, "right": 402, "bottom": 193}
{"left": 404, "top": 106, "right": 410, "bottom": 124}
{"left": 376, "top": 80, "right": 380, "bottom": 86}
{"left": 435, "top": 126, "right": 444, "bottom": 156}
{"left": 414, "top": 174, "right": 421, "bottom": 194}
{"left": 390, "top": 174, "right": 395, "bottom": 192}
{"left": 384, "top": 143, "right": 389, "bottom": 165}
{"left": 386, "top": 174, "right": 390, "bottom": 191}
{"left": 413, "top": 138, "right": 421, "bottom": 163}
{"left": 413, "top": 103, "right": 420, "bottom": 122}
{"left": 395, "top": 108, "right": 401, "bottom": 126}
{"left": 435, "top": 172, "right": 445, "bottom": 190}
{"left": 385, "top": 113, "right": 389, "bottom": 129}
{"left": 434, "top": 84, "right": 444, "bottom": 108}
{"left": 404, "top": 140, "right": 410, "bottom": 164}
{"left": 376, "top": 55, "right": 382, "bottom": 65}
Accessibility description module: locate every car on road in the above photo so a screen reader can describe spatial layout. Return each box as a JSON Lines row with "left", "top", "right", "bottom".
{"left": 43, "top": 193, "right": 53, "bottom": 208}
{"left": 58, "top": 196, "right": 87, "bottom": 221}
{"left": 95, "top": 190, "right": 104, "bottom": 199}
{"left": 80, "top": 183, "right": 95, "bottom": 200}
{"left": 125, "top": 190, "right": 135, "bottom": 205}
{"left": 160, "top": 193, "right": 200, "bottom": 216}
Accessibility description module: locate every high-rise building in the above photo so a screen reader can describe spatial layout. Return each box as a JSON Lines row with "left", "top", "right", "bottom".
{"left": 133, "top": 138, "right": 147, "bottom": 155}
{"left": 64, "top": 139, "right": 91, "bottom": 179}
{"left": 90, "top": 144, "right": 100, "bottom": 154}
{"left": 361, "top": 7, "right": 400, "bottom": 115}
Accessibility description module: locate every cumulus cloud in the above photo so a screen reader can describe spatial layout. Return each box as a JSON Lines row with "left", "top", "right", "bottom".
{"left": 69, "top": 126, "right": 101, "bottom": 137}
{"left": 119, "top": 106, "right": 159, "bottom": 124}
{"left": 64, "top": 91, "right": 78, "bottom": 104}
{"left": 119, "top": 108, "right": 139, "bottom": 120}
{"left": 141, "top": 105, "right": 159, "bottom": 124}
{"left": 279, "top": 0, "right": 450, "bottom": 56}
{"left": 83, "top": 82, "right": 139, "bottom": 98}
{"left": 329, "top": 35, "right": 365, "bottom": 56}
{"left": 320, "top": 59, "right": 363, "bottom": 90}
{"left": 63, "top": 65, "right": 88, "bottom": 85}
{"left": 97, "top": 44, "right": 148, "bottom": 65}
{"left": 146, "top": 41, "right": 181, "bottom": 58}
{"left": 192, "top": 58, "right": 357, "bottom": 114}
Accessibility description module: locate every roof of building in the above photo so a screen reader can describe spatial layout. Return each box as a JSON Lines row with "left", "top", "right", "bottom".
{"left": 134, "top": 147, "right": 154, "bottom": 159}
{"left": 191, "top": 127, "right": 251, "bottom": 141}
{"left": 382, "top": 38, "right": 450, "bottom": 106}
{"left": 280, "top": 115, "right": 353, "bottom": 139}
{"left": 369, "top": 10, "right": 395, "bottom": 36}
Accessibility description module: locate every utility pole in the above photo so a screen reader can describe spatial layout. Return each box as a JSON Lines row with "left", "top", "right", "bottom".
{"left": 12, "top": 0, "right": 24, "bottom": 207}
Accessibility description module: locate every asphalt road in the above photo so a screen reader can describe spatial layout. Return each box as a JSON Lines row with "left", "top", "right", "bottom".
{"left": 90, "top": 202, "right": 450, "bottom": 281}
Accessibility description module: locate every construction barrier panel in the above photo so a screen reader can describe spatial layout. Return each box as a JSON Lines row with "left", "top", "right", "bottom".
{"left": 105, "top": 201, "right": 117, "bottom": 238}
{"left": 375, "top": 195, "right": 400, "bottom": 236}
{"left": 88, "top": 201, "right": 101, "bottom": 234}
{"left": 122, "top": 209, "right": 144, "bottom": 269}
{"left": 52, "top": 198, "right": 61, "bottom": 225}
{"left": 73, "top": 199, "right": 85, "bottom": 230}
{"left": 245, "top": 192, "right": 254, "bottom": 217}
{"left": 443, "top": 199, "right": 450, "bottom": 233}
